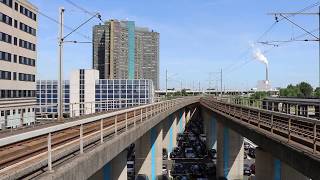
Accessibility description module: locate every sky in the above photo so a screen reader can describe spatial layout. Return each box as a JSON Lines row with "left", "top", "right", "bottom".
{"left": 29, "top": 0, "right": 320, "bottom": 90}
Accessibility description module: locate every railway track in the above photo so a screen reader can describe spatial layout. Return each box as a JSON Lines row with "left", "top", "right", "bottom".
{"left": 0, "top": 97, "right": 196, "bottom": 179}
{"left": 201, "top": 97, "right": 320, "bottom": 155}
{"left": 0, "top": 107, "right": 148, "bottom": 180}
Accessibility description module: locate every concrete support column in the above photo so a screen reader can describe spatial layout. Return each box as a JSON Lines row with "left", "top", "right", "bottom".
{"left": 216, "top": 120, "right": 244, "bottom": 180}
{"left": 90, "top": 150, "right": 127, "bottom": 180}
{"left": 135, "top": 123, "right": 163, "bottom": 180}
{"left": 177, "top": 110, "right": 184, "bottom": 133}
{"left": 163, "top": 114, "right": 177, "bottom": 154}
{"left": 202, "top": 109, "right": 217, "bottom": 150}
{"left": 256, "top": 148, "right": 309, "bottom": 180}
{"left": 186, "top": 109, "right": 191, "bottom": 123}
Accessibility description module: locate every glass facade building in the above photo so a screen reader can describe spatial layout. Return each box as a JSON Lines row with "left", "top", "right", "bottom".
{"left": 36, "top": 78, "right": 153, "bottom": 116}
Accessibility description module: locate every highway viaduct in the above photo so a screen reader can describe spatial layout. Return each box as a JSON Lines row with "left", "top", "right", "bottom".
{"left": 0, "top": 96, "right": 319, "bottom": 180}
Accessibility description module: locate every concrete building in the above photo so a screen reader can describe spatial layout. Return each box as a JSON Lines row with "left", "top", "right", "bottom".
{"left": 36, "top": 69, "right": 154, "bottom": 117}
{"left": 0, "top": 0, "right": 37, "bottom": 129}
{"left": 92, "top": 20, "right": 159, "bottom": 89}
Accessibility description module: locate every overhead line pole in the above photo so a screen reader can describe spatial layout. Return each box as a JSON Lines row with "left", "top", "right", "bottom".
{"left": 220, "top": 68, "right": 223, "bottom": 97}
{"left": 58, "top": 7, "right": 64, "bottom": 121}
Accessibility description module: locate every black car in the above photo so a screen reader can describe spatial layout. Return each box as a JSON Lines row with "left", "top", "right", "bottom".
{"left": 163, "top": 148, "right": 168, "bottom": 160}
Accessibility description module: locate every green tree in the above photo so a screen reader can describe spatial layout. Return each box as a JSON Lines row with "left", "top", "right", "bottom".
{"left": 314, "top": 87, "right": 320, "bottom": 98}
{"left": 250, "top": 91, "right": 268, "bottom": 100}
{"left": 297, "top": 82, "right": 313, "bottom": 98}
{"left": 280, "top": 84, "right": 300, "bottom": 97}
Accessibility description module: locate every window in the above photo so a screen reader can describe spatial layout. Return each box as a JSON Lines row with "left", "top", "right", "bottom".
{"left": 13, "top": 72, "right": 16, "bottom": 80}
{"left": 18, "top": 73, "right": 35, "bottom": 82}
{"left": 14, "top": 2, "right": 18, "bottom": 10}
{"left": 0, "top": 0, "right": 12, "bottom": 8}
{"left": 14, "top": 19, "right": 17, "bottom": 28}
{"left": 0, "top": 70, "right": 11, "bottom": 80}
{"left": 19, "top": 22, "right": 36, "bottom": 36}
{"left": 13, "top": 37, "right": 17, "bottom": 45}
{"left": 13, "top": 54, "right": 17, "bottom": 63}
{"left": 0, "top": 12, "right": 12, "bottom": 26}
{"left": 0, "top": 51, "right": 11, "bottom": 62}
{"left": 18, "top": 56, "right": 35, "bottom": 66}
{"left": 0, "top": 32, "right": 12, "bottom": 44}
{"left": 19, "top": 39, "right": 36, "bottom": 51}
{"left": 19, "top": 5, "right": 36, "bottom": 21}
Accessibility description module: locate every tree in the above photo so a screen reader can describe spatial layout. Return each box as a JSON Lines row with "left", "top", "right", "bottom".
{"left": 280, "top": 84, "right": 300, "bottom": 97}
{"left": 250, "top": 91, "right": 268, "bottom": 100}
{"left": 314, "top": 87, "right": 320, "bottom": 98}
{"left": 297, "top": 82, "right": 313, "bottom": 98}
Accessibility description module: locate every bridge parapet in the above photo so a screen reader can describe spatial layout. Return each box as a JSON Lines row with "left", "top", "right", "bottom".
{"left": 201, "top": 96, "right": 320, "bottom": 155}
{"left": 201, "top": 96, "right": 320, "bottom": 180}
{"left": 0, "top": 96, "right": 199, "bottom": 180}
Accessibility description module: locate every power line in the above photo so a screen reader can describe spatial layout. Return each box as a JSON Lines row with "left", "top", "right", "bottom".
{"left": 64, "top": 0, "right": 104, "bottom": 23}
{"left": 222, "top": 2, "right": 320, "bottom": 76}
{"left": 16, "top": 0, "right": 91, "bottom": 40}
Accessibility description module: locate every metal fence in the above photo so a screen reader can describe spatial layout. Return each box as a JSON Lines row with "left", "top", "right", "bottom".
{"left": 201, "top": 96, "right": 320, "bottom": 155}
{"left": 0, "top": 97, "right": 198, "bottom": 177}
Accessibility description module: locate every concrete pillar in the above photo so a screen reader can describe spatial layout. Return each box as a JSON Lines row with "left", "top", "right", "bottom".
{"left": 135, "top": 123, "right": 163, "bottom": 180}
{"left": 163, "top": 114, "right": 177, "bottom": 154}
{"left": 89, "top": 150, "right": 127, "bottom": 180}
{"left": 256, "top": 148, "right": 309, "bottom": 180}
{"left": 177, "top": 110, "right": 184, "bottom": 133}
{"left": 216, "top": 120, "right": 244, "bottom": 180}
{"left": 202, "top": 109, "right": 217, "bottom": 150}
{"left": 186, "top": 109, "right": 191, "bottom": 123}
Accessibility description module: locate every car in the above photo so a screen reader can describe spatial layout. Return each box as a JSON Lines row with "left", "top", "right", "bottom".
{"left": 127, "top": 161, "right": 135, "bottom": 177}
{"left": 185, "top": 147, "right": 196, "bottom": 158}
{"left": 243, "top": 164, "right": 251, "bottom": 176}
{"left": 199, "top": 134, "right": 206, "bottom": 142}
{"left": 248, "top": 148, "right": 255, "bottom": 158}
{"left": 208, "top": 149, "right": 217, "bottom": 159}
{"left": 163, "top": 148, "right": 168, "bottom": 160}
{"left": 162, "top": 164, "right": 168, "bottom": 175}
{"left": 250, "top": 164, "right": 255, "bottom": 174}
{"left": 171, "top": 163, "right": 187, "bottom": 175}
{"left": 244, "top": 142, "right": 250, "bottom": 150}
{"left": 135, "top": 174, "right": 149, "bottom": 180}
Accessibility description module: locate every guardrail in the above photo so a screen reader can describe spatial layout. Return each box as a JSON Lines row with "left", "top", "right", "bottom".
{"left": 219, "top": 96, "right": 319, "bottom": 119}
{"left": 201, "top": 96, "right": 320, "bottom": 155}
{"left": 0, "top": 97, "right": 198, "bottom": 176}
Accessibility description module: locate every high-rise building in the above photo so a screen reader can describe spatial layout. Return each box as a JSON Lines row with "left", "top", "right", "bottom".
{"left": 0, "top": 0, "right": 37, "bottom": 129}
{"left": 92, "top": 20, "right": 159, "bottom": 89}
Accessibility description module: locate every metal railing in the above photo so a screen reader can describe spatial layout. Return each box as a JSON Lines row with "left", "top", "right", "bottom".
{"left": 201, "top": 96, "right": 320, "bottom": 155}
{"left": 0, "top": 97, "right": 198, "bottom": 176}
{"left": 221, "top": 96, "right": 319, "bottom": 119}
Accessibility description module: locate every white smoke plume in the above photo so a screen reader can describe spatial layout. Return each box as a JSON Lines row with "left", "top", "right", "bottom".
{"left": 253, "top": 48, "right": 268, "bottom": 65}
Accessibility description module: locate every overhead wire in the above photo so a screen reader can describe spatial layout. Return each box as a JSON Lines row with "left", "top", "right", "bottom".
{"left": 222, "top": 1, "right": 320, "bottom": 76}
{"left": 16, "top": 0, "right": 91, "bottom": 40}
{"left": 64, "top": 0, "right": 104, "bottom": 23}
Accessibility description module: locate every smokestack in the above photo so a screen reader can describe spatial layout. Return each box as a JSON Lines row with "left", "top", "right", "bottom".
{"left": 266, "top": 64, "right": 269, "bottom": 84}
{"left": 253, "top": 48, "right": 269, "bottom": 83}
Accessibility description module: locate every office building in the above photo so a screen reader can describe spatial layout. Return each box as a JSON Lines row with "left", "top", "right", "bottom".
{"left": 92, "top": 20, "right": 159, "bottom": 89}
{"left": 36, "top": 80, "right": 70, "bottom": 115}
{"left": 0, "top": 0, "right": 37, "bottom": 129}
{"left": 36, "top": 69, "right": 154, "bottom": 117}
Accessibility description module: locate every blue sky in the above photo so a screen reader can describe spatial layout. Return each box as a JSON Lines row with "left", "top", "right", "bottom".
{"left": 30, "top": 0, "right": 319, "bottom": 90}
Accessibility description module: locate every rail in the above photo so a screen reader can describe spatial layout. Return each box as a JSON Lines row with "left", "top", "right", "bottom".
{"left": 0, "top": 97, "right": 198, "bottom": 178}
{"left": 201, "top": 96, "right": 320, "bottom": 156}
